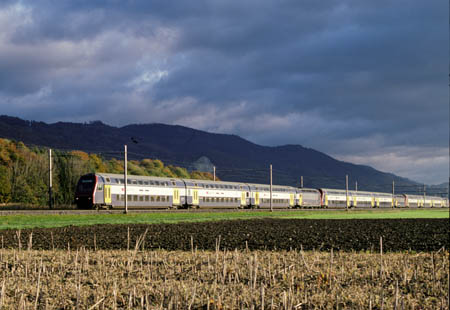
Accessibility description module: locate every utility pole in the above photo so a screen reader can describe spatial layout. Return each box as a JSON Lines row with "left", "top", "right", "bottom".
{"left": 392, "top": 180, "right": 395, "bottom": 208}
{"left": 213, "top": 166, "right": 216, "bottom": 181}
{"left": 345, "top": 174, "right": 348, "bottom": 211}
{"left": 270, "top": 164, "right": 273, "bottom": 212}
{"left": 423, "top": 184, "right": 426, "bottom": 207}
{"left": 124, "top": 145, "right": 128, "bottom": 214}
{"left": 48, "top": 149, "right": 53, "bottom": 209}
{"left": 355, "top": 181, "right": 358, "bottom": 192}
{"left": 300, "top": 176, "right": 303, "bottom": 188}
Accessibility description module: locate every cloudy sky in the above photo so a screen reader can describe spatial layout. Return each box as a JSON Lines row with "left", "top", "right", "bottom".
{"left": 0, "top": 1, "right": 447, "bottom": 184}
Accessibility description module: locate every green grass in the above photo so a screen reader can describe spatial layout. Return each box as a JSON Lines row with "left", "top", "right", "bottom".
{"left": 0, "top": 208, "right": 447, "bottom": 230}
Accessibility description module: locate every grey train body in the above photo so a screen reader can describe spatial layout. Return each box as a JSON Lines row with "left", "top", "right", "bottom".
{"left": 75, "top": 173, "right": 449, "bottom": 209}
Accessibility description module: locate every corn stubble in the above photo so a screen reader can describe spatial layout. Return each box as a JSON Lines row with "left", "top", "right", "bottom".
{"left": 0, "top": 245, "right": 447, "bottom": 310}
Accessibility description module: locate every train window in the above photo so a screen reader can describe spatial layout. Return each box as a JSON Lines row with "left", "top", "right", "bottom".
{"left": 155, "top": 181, "right": 160, "bottom": 186}
{"left": 172, "top": 181, "right": 176, "bottom": 186}
{"left": 105, "top": 178, "right": 110, "bottom": 183}
{"left": 97, "top": 185, "right": 103, "bottom": 191}
{"left": 161, "top": 196, "right": 165, "bottom": 202}
{"left": 205, "top": 185, "right": 209, "bottom": 189}
{"left": 133, "top": 195, "right": 138, "bottom": 201}
{"left": 116, "top": 194, "right": 120, "bottom": 201}
{"left": 139, "top": 196, "right": 144, "bottom": 202}
{"left": 156, "top": 196, "right": 160, "bottom": 202}
{"left": 144, "top": 181, "right": 149, "bottom": 185}
{"left": 145, "top": 196, "right": 149, "bottom": 202}
{"left": 127, "top": 195, "right": 132, "bottom": 201}
{"left": 151, "top": 196, "right": 155, "bottom": 202}
{"left": 132, "top": 180, "right": 137, "bottom": 184}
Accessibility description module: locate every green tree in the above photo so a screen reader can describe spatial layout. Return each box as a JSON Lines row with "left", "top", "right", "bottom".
{"left": 0, "top": 166, "right": 11, "bottom": 203}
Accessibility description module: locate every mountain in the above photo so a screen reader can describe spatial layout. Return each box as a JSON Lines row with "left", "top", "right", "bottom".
{"left": 0, "top": 115, "right": 419, "bottom": 192}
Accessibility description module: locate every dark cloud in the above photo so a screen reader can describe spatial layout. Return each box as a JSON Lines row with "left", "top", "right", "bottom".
{"left": 0, "top": 0, "right": 447, "bottom": 184}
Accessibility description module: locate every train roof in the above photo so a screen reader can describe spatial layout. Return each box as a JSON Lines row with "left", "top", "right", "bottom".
{"left": 320, "top": 188, "right": 393, "bottom": 196}
{"left": 94, "top": 172, "right": 181, "bottom": 182}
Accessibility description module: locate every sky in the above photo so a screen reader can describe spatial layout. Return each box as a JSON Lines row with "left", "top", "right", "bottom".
{"left": 0, "top": 1, "right": 448, "bottom": 185}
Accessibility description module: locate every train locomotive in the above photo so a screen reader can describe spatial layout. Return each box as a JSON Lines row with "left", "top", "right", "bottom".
{"left": 75, "top": 173, "right": 449, "bottom": 210}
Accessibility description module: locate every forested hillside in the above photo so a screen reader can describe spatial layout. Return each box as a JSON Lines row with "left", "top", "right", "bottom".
{"left": 0, "top": 138, "right": 215, "bottom": 206}
{"left": 0, "top": 115, "right": 418, "bottom": 192}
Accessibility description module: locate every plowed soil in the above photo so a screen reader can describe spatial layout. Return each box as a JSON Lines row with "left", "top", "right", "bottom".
{"left": 1, "top": 218, "right": 448, "bottom": 252}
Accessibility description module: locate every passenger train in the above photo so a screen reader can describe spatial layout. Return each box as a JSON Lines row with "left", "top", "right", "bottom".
{"left": 75, "top": 173, "right": 449, "bottom": 209}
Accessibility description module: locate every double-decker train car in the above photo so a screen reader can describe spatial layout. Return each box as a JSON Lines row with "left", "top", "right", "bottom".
{"left": 184, "top": 179, "right": 249, "bottom": 208}
{"left": 296, "top": 188, "right": 321, "bottom": 208}
{"left": 404, "top": 194, "right": 424, "bottom": 208}
{"left": 319, "top": 189, "right": 399, "bottom": 208}
{"left": 247, "top": 183, "right": 296, "bottom": 209}
{"left": 319, "top": 189, "right": 357, "bottom": 208}
{"left": 75, "top": 173, "right": 186, "bottom": 209}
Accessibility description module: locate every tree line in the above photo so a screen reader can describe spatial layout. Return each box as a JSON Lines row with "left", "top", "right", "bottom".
{"left": 0, "top": 139, "right": 215, "bottom": 206}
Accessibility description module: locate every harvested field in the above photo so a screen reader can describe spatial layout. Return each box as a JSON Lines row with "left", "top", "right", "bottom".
{"left": 0, "top": 218, "right": 447, "bottom": 252}
{"left": 0, "top": 249, "right": 448, "bottom": 309}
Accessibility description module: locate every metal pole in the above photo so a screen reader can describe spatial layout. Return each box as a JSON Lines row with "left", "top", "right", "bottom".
{"left": 270, "top": 164, "right": 273, "bottom": 212}
{"left": 345, "top": 174, "right": 348, "bottom": 211}
{"left": 355, "top": 181, "right": 358, "bottom": 192}
{"left": 124, "top": 145, "right": 128, "bottom": 214}
{"left": 423, "top": 184, "right": 426, "bottom": 207}
{"left": 392, "top": 180, "right": 395, "bottom": 208}
{"left": 300, "top": 176, "right": 303, "bottom": 188}
{"left": 49, "top": 149, "right": 53, "bottom": 209}
{"left": 213, "top": 166, "right": 216, "bottom": 181}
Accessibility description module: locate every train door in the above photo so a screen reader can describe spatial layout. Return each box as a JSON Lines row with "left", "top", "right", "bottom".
{"left": 323, "top": 194, "right": 328, "bottom": 207}
{"left": 193, "top": 190, "right": 199, "bottom": 205}
{"left": 375, "top": 198, "right": 380, "bottom": 208}
{"left": 353, "top": 196, "right": 357, "bottom": 207}
{"left": 104, "top": 185, "right": 111, "bottom": 204}
{"left": 255, "top": 192, "right": 260, "bottom": 206}
{"left": 173, "top": 189, "right": 180, "bottom": 206}
{"left": 241, "top": 192, "right": 246, "bottom": 206}
{"left": 289, "top": 194, "right": 294, "bottom": 207}
{"left": 299, "top": 194, "right": 303, "bottom": 207}
{"left": 371, "top": 197, "right": 375, "bottom": 208}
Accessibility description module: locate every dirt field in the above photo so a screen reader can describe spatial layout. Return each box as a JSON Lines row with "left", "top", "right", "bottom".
{"left": 0, "top": 218, "right": 447, "bottom": 252}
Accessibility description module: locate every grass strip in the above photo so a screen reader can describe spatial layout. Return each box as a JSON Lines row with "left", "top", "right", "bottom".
{"left": 0, "top": 208, "right": 447, "bottom": 230}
